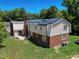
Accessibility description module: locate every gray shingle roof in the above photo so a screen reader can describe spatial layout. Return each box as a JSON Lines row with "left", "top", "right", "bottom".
{"left": 29, "top": 18, "right": 60, "bottom": 25}
{"left": 5, "top": 18, "right": 61, "bottom": 26}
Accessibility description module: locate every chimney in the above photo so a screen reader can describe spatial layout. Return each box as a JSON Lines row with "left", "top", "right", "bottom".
{"left": 10, "top": 21, "right": 14, "bottom": 36}
{"left": 22, "top": 14, "right": 28, "bottom": 36}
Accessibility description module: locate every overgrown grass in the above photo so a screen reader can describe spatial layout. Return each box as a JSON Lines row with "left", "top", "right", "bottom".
{"left": 0, "top": 35, "right": 79, "bottom": 59}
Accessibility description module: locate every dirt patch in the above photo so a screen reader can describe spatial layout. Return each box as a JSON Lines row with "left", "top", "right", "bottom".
{"left": 14, "top": 35, "right": 25, "bottom": 40}
{"left": 71, "top": 55, "right": 79, "bottom": 59}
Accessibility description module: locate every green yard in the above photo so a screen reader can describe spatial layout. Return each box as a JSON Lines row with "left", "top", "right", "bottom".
{"left": 0, "top": 35, "right": 79, "bottom": 59}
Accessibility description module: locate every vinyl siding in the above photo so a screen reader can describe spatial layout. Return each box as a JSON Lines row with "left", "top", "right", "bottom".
{"left": 28, "top": 23, "right": 47, "bottom": 35}
{"left": 47, "top": 21, "right": 71, "bottom": 36}
{"left": 13, "top": 24, "right": 24, "bottom": 31}
{"left": 28, "top": 20, "right": 71, "bottom": 37}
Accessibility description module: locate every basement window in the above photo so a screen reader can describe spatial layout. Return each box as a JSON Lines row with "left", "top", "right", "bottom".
{"left": 62, "top": 34, "right": 67, "bottom": 40}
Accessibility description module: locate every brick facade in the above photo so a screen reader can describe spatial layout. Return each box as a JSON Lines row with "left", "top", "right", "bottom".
{"left": 30, "top": 32, "right": 69, "bottom": 48}
{"left": 48, "top": 34, "right": 69, "bottom": 48}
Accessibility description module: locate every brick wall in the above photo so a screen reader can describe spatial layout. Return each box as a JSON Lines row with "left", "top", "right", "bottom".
{"left": 30, "top": 32, "right": 69, "bottom": 48}
{"left": 48, "top": 34, "right": 69, "bottom": 48}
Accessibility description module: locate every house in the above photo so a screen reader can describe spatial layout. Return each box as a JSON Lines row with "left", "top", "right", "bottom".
{"left": 5, "top": 21, "right": 28, "bottom": 39}
{"left": 5, "top": 18, "right": 71, "bottom": 48}
{"left": 28, "top": 18, "right": 71, "bottom": 48}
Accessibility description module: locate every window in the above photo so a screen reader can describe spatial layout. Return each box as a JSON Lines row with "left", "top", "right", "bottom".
{"left": 34, "top": 25, "right": 37, "bottom": 29}
{"left": 38, "top": 34, "right": 42, "bottom": 39}
{"left": 42, "top": 36, "right": 47, "bottom": 43}
{"left": 40, "top": 26, "right": 42, "bottom": 30}
{"left": 62, "top": 34, "right": 67, "bottom": 40}
{"left": 30, "top": 32, "right": 33, "bottom": 36}
{"left": 36, "top": 34, "right": 38, "bottom": 38}
{"left": 64, "top": 25, "right": 67, "bottom": 31}
{"left": 53, "top": 23, "right": 58, "bottom": 28}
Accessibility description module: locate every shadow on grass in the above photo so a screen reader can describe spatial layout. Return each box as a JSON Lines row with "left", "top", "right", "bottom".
{"left": 0, "top": 45, "right": 5, "bottom": 49}
{"left": 27, "top": 38, "right": 48, "bottom": 48}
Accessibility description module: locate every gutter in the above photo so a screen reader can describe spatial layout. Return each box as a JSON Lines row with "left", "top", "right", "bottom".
{"left": 28, "top": 22, "right": 31, "bottom": 39}
{"left": 46, "top": 25, "right": 48, "bottom": 47}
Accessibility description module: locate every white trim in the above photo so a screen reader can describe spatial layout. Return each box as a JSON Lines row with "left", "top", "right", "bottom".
{"left": 52, "top": 18, "right": 71, "bottom": 26}
{"left": 52, "top": 18, "right": 71, "bottom": 33}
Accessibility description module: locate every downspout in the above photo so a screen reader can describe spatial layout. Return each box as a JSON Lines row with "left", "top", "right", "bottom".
{"left": 23, "top": 16, "right": 26, "bottom": 36}
{"left": 46, "top": 25, "right": 48, "bottom": 47}
{"left": 23, "top": 14, "right": 28, "bottom": 36}
{"left": 28, "top": 23, "right": 30, "bottom": 38}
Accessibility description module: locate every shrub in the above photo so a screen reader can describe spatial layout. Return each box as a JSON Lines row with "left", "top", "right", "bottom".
{"left": 0, "top": 18, "right": 8, "bottom": 44}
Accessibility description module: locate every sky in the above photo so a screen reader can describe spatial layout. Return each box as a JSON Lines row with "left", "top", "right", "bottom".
{"left": 0, "top": 0, "right": 66, "bottom": 13}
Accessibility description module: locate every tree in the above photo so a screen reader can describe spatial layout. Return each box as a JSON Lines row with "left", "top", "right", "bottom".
{"left": 27, "top": 13, "right": 40, "bottom": 19}
{"left": 62, "top": 0, "right": 79, "bottom": 16}
{"left": 0, "top": 17, "right": 8, "bottom": 44}
{"left": 62, "top": 0, "right": 79, "bottom": 35}
{"left": 4, "top": 7, "right": 26, "bottom": 21}
{"left": 0, "top": 10, "right": 7, "bottom": 21}
{"left": 40, "top": 9, "right": 48, "bottom": 19}
{"left": 15, "top": 7, "right": 26, "bottom": 20}
{"left": 46, "top": 6, "right": 59, "bottom": 18}
{"left": 55, "top": 10, "right": 66, "bottom": 18}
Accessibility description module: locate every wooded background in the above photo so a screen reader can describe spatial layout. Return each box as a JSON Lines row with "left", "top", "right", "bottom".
{"left": 0, "top": 0, "right": 79, "bottom": 38}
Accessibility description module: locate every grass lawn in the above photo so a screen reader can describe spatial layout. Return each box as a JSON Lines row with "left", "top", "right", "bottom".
{"left": 0, "top": 35, "right": 79, "bottom": 59}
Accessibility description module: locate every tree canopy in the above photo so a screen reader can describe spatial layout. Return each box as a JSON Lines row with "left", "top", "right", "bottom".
{"left": 63, "top": 0, "right": 79, "bottom": 35}
{"left": 0, "top": 18, "right": 8, "bottom": 44}
{"left": 0, "top": 0, "right": 79, "bottom": 35}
